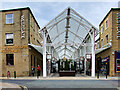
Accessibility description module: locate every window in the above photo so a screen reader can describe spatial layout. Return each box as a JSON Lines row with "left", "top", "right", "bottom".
{"left": 31, "top": 55, "right": 32, "bottom": 67}
{"left": 105, "top": 19, "right": 108, "bottom": 30}
{"left": 34, "top": 56, "right": 35, "bottom": 67}
{"left": 101, "top": 25, "right": 103, "bottom": 34}
{"left": 6, "top": 33, "right": 13, "bottom": 44}
{"left": 6, "top": 54, "right": 14, "bottom": 65}
{"left": 101, "top": 39, "right": 103, "bottom": 47}
{"left": 106, "top": 35, "right": 108, "bottom": 44}
{"left": 98, "top": 41, "right": 100, "bottom": 48}
{"left": 6, "top": 14, "right": 13, "bottom": 24}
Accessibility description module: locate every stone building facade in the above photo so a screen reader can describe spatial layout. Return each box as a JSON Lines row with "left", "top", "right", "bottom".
{"left": 0, "top": 7, "right": 43, "bottom": 77}
{"left": 95, "top": 8, "right": 120, "bottom": 76}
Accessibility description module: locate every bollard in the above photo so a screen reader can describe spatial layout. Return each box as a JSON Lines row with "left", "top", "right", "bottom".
{"left": 14, "top": 71, "right": 16, "bottom": 78}
{"left": 97, "top": 70, "right": 99, "bottom": 79}
{"left": 106, "top": 71, "right": 107, "bottom": 79}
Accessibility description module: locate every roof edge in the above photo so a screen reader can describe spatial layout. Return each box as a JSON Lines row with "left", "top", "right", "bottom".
{"left": 0, "top": 7, "right": 40, "bottom": 29}
{"left": 99, "top": 8, "right": 120, "bottom": 26}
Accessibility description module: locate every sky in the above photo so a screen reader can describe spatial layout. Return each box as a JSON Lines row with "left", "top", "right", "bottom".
{"left": 0, "top": 0, "right": 119, "bottom": 29}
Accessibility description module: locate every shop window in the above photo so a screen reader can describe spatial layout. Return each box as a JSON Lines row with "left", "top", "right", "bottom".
{"left": 6, "top": 14, "right": 13, "bottom": 24}
{"left": 116, "top": 59, "right": 120, "bottom": 72}
{"left": 6, "top": 54, "right": 14, "bottom": 65}
{"left": 6, "top": 33, "right": 13, "bottom": 44}
{"left": 105, "top": 19, "right": 108, "bottom": 30}
{"left": 106, "top": 35, "right": 108, "bottom": 44}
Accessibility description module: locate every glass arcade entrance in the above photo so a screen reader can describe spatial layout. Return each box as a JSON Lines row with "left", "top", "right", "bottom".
{"left": 39, "top": 7, "right": 98, "bottom": 77}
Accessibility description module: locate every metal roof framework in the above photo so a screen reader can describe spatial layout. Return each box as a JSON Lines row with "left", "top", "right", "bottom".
{"left": 40, "top": 7, "right": 99, "bottom": 77}
{"left": 40, "top": 7, "right": 98, "bottom": 59}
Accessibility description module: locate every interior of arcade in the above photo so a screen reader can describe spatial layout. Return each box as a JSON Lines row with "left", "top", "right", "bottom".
{"left": 40, "top": 7, "right": 99, "bottom": 77}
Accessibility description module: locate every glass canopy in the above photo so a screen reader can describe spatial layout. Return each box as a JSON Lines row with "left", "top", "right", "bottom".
{"left": 41, "top": 7, "right": 98, "bottom": 59}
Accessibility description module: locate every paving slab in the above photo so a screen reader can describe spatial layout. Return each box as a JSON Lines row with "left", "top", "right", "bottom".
{"left": 0, "top": 82, "right": 21, "bottom": 89}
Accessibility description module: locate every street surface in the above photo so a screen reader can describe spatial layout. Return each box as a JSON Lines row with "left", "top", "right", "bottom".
{"left": 1, "top": 79, "right": 119, "bottom": 89}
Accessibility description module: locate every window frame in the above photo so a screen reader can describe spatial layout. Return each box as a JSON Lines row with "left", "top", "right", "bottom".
{"left": 5, "top": 13, "right": 13, "bottom": 24}
{"left": 105, "top": 19, "right": 108, "bottom": 30}
{"left": 106, "top": 34, "right": 109, "bottom": 44}
{"left": 101, "top": 39, "right": 103, "bottom": 47}
{"left": 6, "top": 33, "right": 14, "bottom": 45}
{"left": 101, "top": 25, "right": 103, "bottom": 34}
{"left": 98, "top": 41, "right": 100, "bottom": 48}
{"left": 6, "top": 54, "right": 14, "bottom": 66}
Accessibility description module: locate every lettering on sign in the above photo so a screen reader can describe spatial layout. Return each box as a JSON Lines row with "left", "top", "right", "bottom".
{"left": 117, "top": 13, "right": 120, "bottom": 39}
{"left": 21, "top": 15, "right": 25, "bottom": 38}
{"left": 0, "top": 45, "right": 28, "bottom": 53}
{"left": 1, "top": 49, "right": 20, "bottom": 53}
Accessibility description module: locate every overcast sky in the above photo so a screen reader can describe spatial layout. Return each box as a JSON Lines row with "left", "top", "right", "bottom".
{"left": 0, "top": 0, "right": 119, "bottom": 29}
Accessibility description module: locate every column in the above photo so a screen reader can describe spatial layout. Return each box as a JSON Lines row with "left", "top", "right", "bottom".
{"left": 43, "top": 29, "right": 47, "bottom": 77}
{"left": 84, "top": 46, "right": 86, "bottom": 75}
{"left": 91, "top": 28, "right": 95, "bottom": 77}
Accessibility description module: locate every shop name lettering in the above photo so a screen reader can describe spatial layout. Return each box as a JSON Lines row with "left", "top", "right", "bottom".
{"left": 21, "top": 15, "right": 25, "bottom": 38}
{"left": 0, "top": 46, "right": 28, "bottom": 49}
{"left": 1, "top": 50, "right": 20, "bottom": 53}
{"left": 117, "top": 13, "right": 120, "bottom": 38}
{"left": 0, "top": 46, "right": 28, "bottom": 53}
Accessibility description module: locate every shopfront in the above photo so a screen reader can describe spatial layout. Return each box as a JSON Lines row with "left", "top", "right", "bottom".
{"left": 115, "top": 51, "right": 120, "bottom": 73}
{"left": 101, "top": 56, "right": 109, "bottom": 75}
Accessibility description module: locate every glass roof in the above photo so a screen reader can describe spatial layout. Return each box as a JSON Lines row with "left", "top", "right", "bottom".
{"left": 41, "top": 7, "right": 98, "bottom": 59}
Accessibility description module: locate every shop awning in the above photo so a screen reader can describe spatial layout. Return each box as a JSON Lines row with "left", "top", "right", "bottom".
{"left": 28, "top": 43, "right": 43, "bottom": 55}
{"left": 95, "top": 43, "right": 112, "bottom": 54}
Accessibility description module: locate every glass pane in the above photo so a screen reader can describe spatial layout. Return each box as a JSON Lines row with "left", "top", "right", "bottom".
{"left": 6, "top": 14, "right": 13, "bottom": 18}
{"left": 6, "top": 14, "right": 13, "bottom": 24}
{"left": 6, "top": 54, "right": 14, "bottom": 65}
{"left": 6, "top": 33, "right": 13, "bottom": 39}
{"left": 6, "top": 39, "right": 13, "bottom": 44}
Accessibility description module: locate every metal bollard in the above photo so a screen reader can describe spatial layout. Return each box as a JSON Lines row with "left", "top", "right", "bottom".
{"left": 97, "top": 70, "right": 99, "bottom": 79}
{"left": 106, "top": 71, "right": 107, "bottom": 79}
{"left": 14, "top": 71, "right": 16, "bottom": 78}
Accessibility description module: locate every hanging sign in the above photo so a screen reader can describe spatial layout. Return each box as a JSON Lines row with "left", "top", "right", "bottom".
{"left": 86, "top": 54, "right": 91, "bottom": 59}
{"left": 21, "top": 15, "right": 25, "bottom": 38}
{"left": 47, "top": 54, "right": 52, "bottom": 60}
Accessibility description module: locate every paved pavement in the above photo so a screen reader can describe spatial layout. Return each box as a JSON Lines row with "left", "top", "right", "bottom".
{"left": 0, "top": 73, "right": 119, "bottom": 80}
{"left": 0, "top": 82, "right": 21, "bottom": 89}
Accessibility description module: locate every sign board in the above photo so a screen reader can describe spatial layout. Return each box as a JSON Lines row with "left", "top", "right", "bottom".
{"left": 21, "top": 15, "right": 25, "bottom": 38}
{"left": 117, "top": 13, "right": 120, "bottom": 39}
{"left": 86, "top": 54, "right": 91, "bottom": 59}
{"left": 47, "top": 54, "right": 52, "bottom": 60}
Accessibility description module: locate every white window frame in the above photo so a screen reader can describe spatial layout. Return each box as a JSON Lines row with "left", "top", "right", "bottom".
{"left": 101, "top": 25, "right": 103, "bottom": 34}
{"left": 6, "top": 13, "right": 13, "bottom": 24}
{"left": 6, "top": 33, "right": 14, "bottom": 45}
{"left": 105, "top": 19, "right": 108, "bottom": 30}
